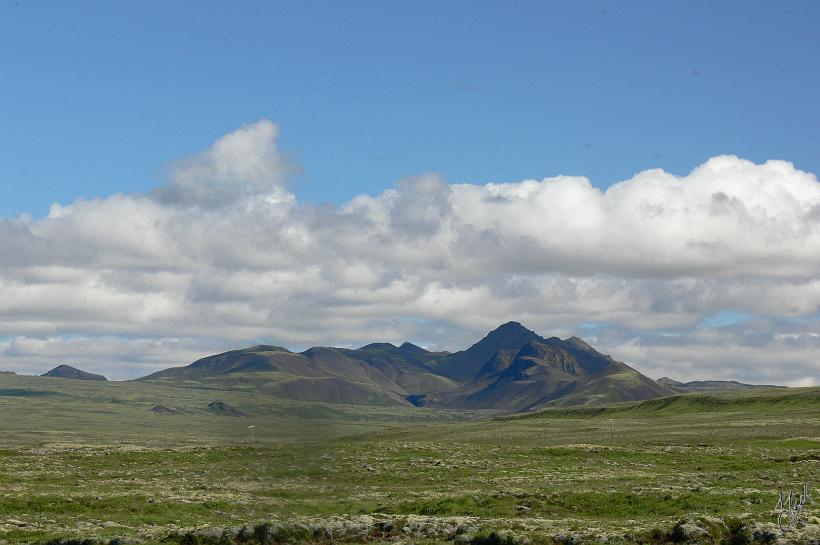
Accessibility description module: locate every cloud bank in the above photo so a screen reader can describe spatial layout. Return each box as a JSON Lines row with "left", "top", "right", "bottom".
{"left": 1, "top": 119, "right": 818, "bottom": 384}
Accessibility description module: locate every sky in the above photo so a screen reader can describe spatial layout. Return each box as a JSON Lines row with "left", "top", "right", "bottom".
{"left": 0, "top": 1, "right": 819, "bottom": 385}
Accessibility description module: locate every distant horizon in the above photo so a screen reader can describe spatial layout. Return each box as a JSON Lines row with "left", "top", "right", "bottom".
{"left": 9, "top": 321, "right": 794, "bottom": 389}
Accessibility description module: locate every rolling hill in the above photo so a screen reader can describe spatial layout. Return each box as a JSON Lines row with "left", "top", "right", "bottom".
{"left": 657, "top": 376, "right": 784, "bottom": 392}
{"left": 140, "top": 322, "right": 678, "bottom": 411}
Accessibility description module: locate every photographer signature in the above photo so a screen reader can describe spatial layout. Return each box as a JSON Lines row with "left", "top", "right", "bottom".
{"left": 775, "top": 482, "right": 811, "bottom": 532}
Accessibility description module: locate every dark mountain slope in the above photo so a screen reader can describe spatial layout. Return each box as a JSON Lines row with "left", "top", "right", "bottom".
{"left": 418, "top": 335, "right": 675, "bottom": 412}
{"left": 41, "top": 365, "right": 107, "bottom": 381}
{"left": 431, "top": 321, "right": 545, "bottom": 382}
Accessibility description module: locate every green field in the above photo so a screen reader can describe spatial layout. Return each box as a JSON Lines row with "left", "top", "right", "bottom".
{"left": 0, "top": 374, "right": 818, "bottom": 545}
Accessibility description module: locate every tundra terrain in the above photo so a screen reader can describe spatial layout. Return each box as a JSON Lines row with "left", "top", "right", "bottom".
{"left": 0, "top": 372, "right": 817, "bottom": 545}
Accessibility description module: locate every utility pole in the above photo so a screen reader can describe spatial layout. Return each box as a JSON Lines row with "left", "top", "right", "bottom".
{"left": 609, "top": 419, "right": 614, "bottom": 446}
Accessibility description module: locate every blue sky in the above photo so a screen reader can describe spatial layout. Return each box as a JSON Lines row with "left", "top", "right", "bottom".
{"left": 2, "top": 0, "right": 819, "bottom": 217}
{"left": 1, "top": 1, "right": 819, "bottom": 385}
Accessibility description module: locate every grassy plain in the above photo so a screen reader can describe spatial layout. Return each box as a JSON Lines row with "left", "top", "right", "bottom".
{"left": 0, "top": 374, "right": 817, "bottom": 545}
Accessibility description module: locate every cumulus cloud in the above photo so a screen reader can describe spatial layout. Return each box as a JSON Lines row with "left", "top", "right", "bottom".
{"left": 1, "top": 119, "right": 818, "bottom": 384}
{"left": 605, "top": 318, "right": 820, "bottom": 387}
{"left": 0, "top": 336, "right": 232, "bottom": 380}
{"left": 152, "top": 119, "right": 296, "bottom": 208}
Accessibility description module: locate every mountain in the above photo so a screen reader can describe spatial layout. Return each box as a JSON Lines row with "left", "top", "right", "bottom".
{"left": 429, "top": 322, "right": 544, "bottom": 382}
{"left": 657, "top": 377, "right": 785, "bottom": 392}
{"left": 41, "top": 365, "right": 107, "bottom": 381}
{"left": 139, "top": 322, "right": 678, "bottom": 411}
{"left": 416, "top": 324, "right": 672, "bottom": 411}
{"left": 141, "top": 343, "right": 455, "bottom": 406}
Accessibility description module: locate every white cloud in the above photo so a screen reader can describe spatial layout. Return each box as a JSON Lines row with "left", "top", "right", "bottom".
{"left": 152, "top": 119, "right": 296, "bottom": 208}
{"left": 0, "top": 336, "right": 231, "bottom": 380}
{"left": 0, "top": 120, "right": 819, "bottom": 383}
{"left": 606, "top": 320, "right": 820, "bottom": 387}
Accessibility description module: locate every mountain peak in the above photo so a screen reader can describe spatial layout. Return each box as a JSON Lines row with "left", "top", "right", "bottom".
{"left": 496, "top": 321, "right": 527, "bottom": 332}
{"left": 247, "top": 345, "right": 290, "bottom": 353}
{"left": 359, "top": 342, "right": 398, "bottom": 351}
{"left": 41, "top": 365, "right": 107, "bottom": 381}
{"left": 398, "top": 342, "right": 431, "bottom": 355}
{"left": 484, "top": 321, "right": 542, "bottom": 344}
{"left": 432, "top": 322, "right": 545, "bottom": 382}
{"left": 657, "top": 377, "right": 685, "bottom": 387}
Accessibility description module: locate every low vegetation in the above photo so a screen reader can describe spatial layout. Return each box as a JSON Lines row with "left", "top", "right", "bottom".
{"left": 0, "top": 375, "right": 817, "bottom": 545}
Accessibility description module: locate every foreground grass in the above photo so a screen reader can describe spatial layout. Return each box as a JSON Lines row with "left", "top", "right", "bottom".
{"left": 0, "top": 376, "right": 817, "bottom": 544}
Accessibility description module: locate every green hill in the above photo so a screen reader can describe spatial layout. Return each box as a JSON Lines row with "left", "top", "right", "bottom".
{"left": 504, "top": 385, "right": 820, "bottom": 419}
{"left": 657, "top": 376, "right": 785, "bottom": 392}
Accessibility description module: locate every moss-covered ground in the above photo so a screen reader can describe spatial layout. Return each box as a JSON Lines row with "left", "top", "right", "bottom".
{"left": 0, "top": 375, "right": 817, "bottom": 544}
